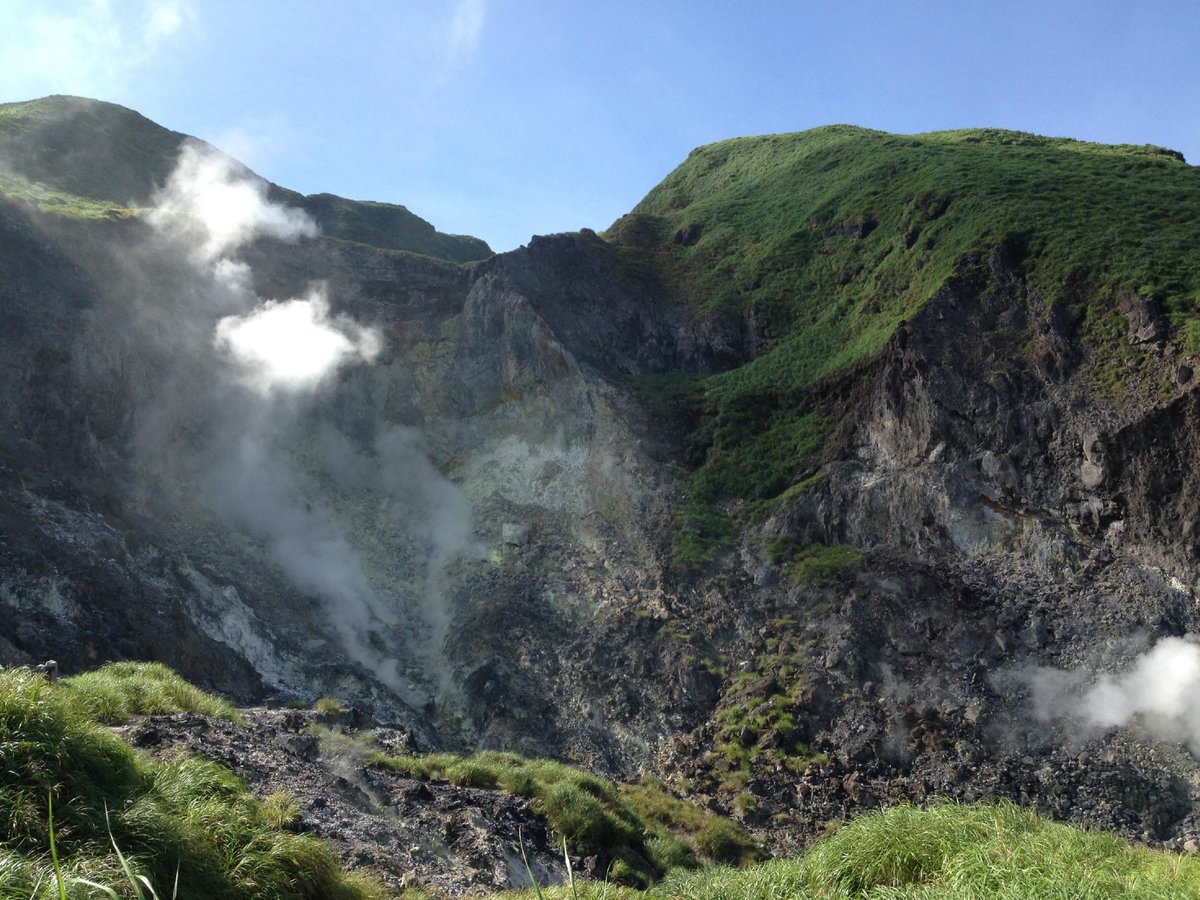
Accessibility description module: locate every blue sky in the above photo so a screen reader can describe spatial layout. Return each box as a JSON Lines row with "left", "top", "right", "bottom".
{"left": 1, "top": 0, "right": 1197, "bottom": 252}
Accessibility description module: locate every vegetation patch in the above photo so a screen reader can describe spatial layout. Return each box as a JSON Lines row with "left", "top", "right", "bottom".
{"left": 0, "top": 665, "right": 383, "bottom": 899}
{"left": 656, "top": 801, "right": 1200, "bottom": 899}
{"left": 271, "top": 190, "right": 492, "bottom": 262}
{"left": 369, "top": 750, "right": 759, "bottom": 884}
{"left": 784, "top": 544, "right": 864, "bottom": 586}
{"left": 503, "top": 801, "right": 1200, "bottom": 898}
{"left": 671, "top": 407, "right": 832, "bottom": 573}
{"left": 608, "top": 126, "right": 1200, "bottom": 567}
{"left": 708, "top": 634, "right": 827, "bottom": 796}
{"left": 59, "top": 660, "right": 243, "bottom": 724}
{"left": 0, "top": 96, "right": 184, "bottom": 208}
{"left": 0, "top": 171, "right": 136, "bottom": 220}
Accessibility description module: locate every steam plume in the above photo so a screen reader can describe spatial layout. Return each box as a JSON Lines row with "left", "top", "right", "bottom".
{"left": 1012, "top": 635, "right": 1200, "bottom": 755}
{"left": 133, "top": 139, "right": 475, "bottom": 706}
{"left": 148, "top": 142, "right": 314, "bottom": 263}
{"left": 215, "top": 288, "right": 381, "bottom": 395}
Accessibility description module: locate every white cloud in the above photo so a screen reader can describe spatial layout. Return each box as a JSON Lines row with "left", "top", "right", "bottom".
{"left": 447, "top": 0, "right": 486, "bottom": 60}
{"left": 0, "top": 0, "right": 195, "bottom": 98}
{"left": 144, "top": 0, "right": 189, "bottom": 43}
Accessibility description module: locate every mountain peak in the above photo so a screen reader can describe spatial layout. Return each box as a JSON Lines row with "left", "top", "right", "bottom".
{"left": 0, "top": 95, "right": 491, "bottom": 262}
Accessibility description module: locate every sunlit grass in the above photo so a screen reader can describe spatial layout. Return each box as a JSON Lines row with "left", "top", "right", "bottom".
{"left": 502, "top": 801, "right": 1200, "bottom": 899}
{"left": 0, "top": 172, "right": 135, "bottom": 219}
{"left": 0, "top": 664, "right": 383, "bottom": 899}
{"left": 59, "top": 660, "right": 242, "bottom": 724}
{"left": 657, "top": 801, "right": 1200, "bottom": 899}
{"left": 370, "top": 750, "right": 759, "bottom": 885}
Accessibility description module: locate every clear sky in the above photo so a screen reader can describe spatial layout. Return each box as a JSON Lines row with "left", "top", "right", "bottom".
{"left": 1, "top": 0, "right": 1197, "bottom": 253}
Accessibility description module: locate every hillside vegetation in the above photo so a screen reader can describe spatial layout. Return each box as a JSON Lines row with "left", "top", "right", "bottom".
{"left": 370, "top": 750, "right": 760, "bottom": 885}
{"left": 0, "top": 96, "right": 491, "bottom": 261}
{"left": 0, "top": 664, "right": 383, "bottom": 899}
{"left": 607, "top": 126, "right": 1200, "bottom": 567}
{"left": 506, "top": 801, "right": 1200, "bottom": 899}
{"left": 6, "top": 662, "right": 1199, "bottom": 898}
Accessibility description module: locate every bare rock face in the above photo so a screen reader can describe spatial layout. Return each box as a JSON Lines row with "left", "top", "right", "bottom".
{"left": 0, "top": 200, "right": 718, "bottom": 767}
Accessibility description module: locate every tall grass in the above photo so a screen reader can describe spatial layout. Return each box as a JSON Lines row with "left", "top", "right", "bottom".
{"left": 503, "top": 801, "right": 1200, "bottom": 898}
{"left": 0, "top": 665, "right": 383, "bottom": 899}
{"left": 656, "top": 801, "right": 1200, "bottom": 899}
{"left": 59, "top": 661, "right": 242, "bottom": 724}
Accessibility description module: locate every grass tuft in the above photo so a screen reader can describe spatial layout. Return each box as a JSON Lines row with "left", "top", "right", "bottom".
{"left": 60, "top": 660, "right": 242, "bottom": 724}
{"left": 370, "top": 750, "right": 759, "bottom": 885}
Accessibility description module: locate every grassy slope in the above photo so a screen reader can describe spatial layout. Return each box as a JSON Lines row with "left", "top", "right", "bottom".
{"left": 0, "top": 663, "right": 383, "bottom": 899}
{"left": 272, "top": 188, "right": 491, "bottom": 263}
{"left": 0, "top": 95, "right": 491, "bottom": 261}
{"left": 502, "top": 802, "right": 1200, "bottom": 899}
{"left": 606, "top": 126, "right": 1200, "bottom": 568}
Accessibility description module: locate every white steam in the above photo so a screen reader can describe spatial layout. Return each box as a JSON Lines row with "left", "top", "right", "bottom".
{"left": 134, "top": 140, "right": 474, "bottom": 706}
{"left": 148, "top": 142, "right": 315, "bottom": 263}
{"left": 215, "top": 289, "right": 381, "bottom": 394}
{"left": 1014, "top": 635, "right": 1200, "bottom": 755}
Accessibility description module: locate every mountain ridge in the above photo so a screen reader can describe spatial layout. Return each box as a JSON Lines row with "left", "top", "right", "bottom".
{"left": 0, "top": 95, "right": 492, "bottom": 262}
{"left": 606, "top": 121, "right": 1200, "bottom": 569}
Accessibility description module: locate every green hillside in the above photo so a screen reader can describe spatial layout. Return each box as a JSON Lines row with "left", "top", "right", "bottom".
{"left": 0, "top": 96, "right": 491, "bottom": 262}
{"left": 607, "top": 126, "right": 1200, "bottom": 568}
{"left": 275, "top": 188, "right": 492, "bottom": 263}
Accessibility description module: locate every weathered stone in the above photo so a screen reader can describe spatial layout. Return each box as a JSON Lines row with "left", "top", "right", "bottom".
{"left": 1080, "top": 460, "right": 1106, "bottom": 488}
{"left": 501, "top": 523, "right": 530, "bottom": 547}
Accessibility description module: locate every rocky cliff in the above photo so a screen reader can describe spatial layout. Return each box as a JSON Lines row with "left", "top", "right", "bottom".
{"left": 4, "top": 98, "right": 1200, "bottom": 864}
